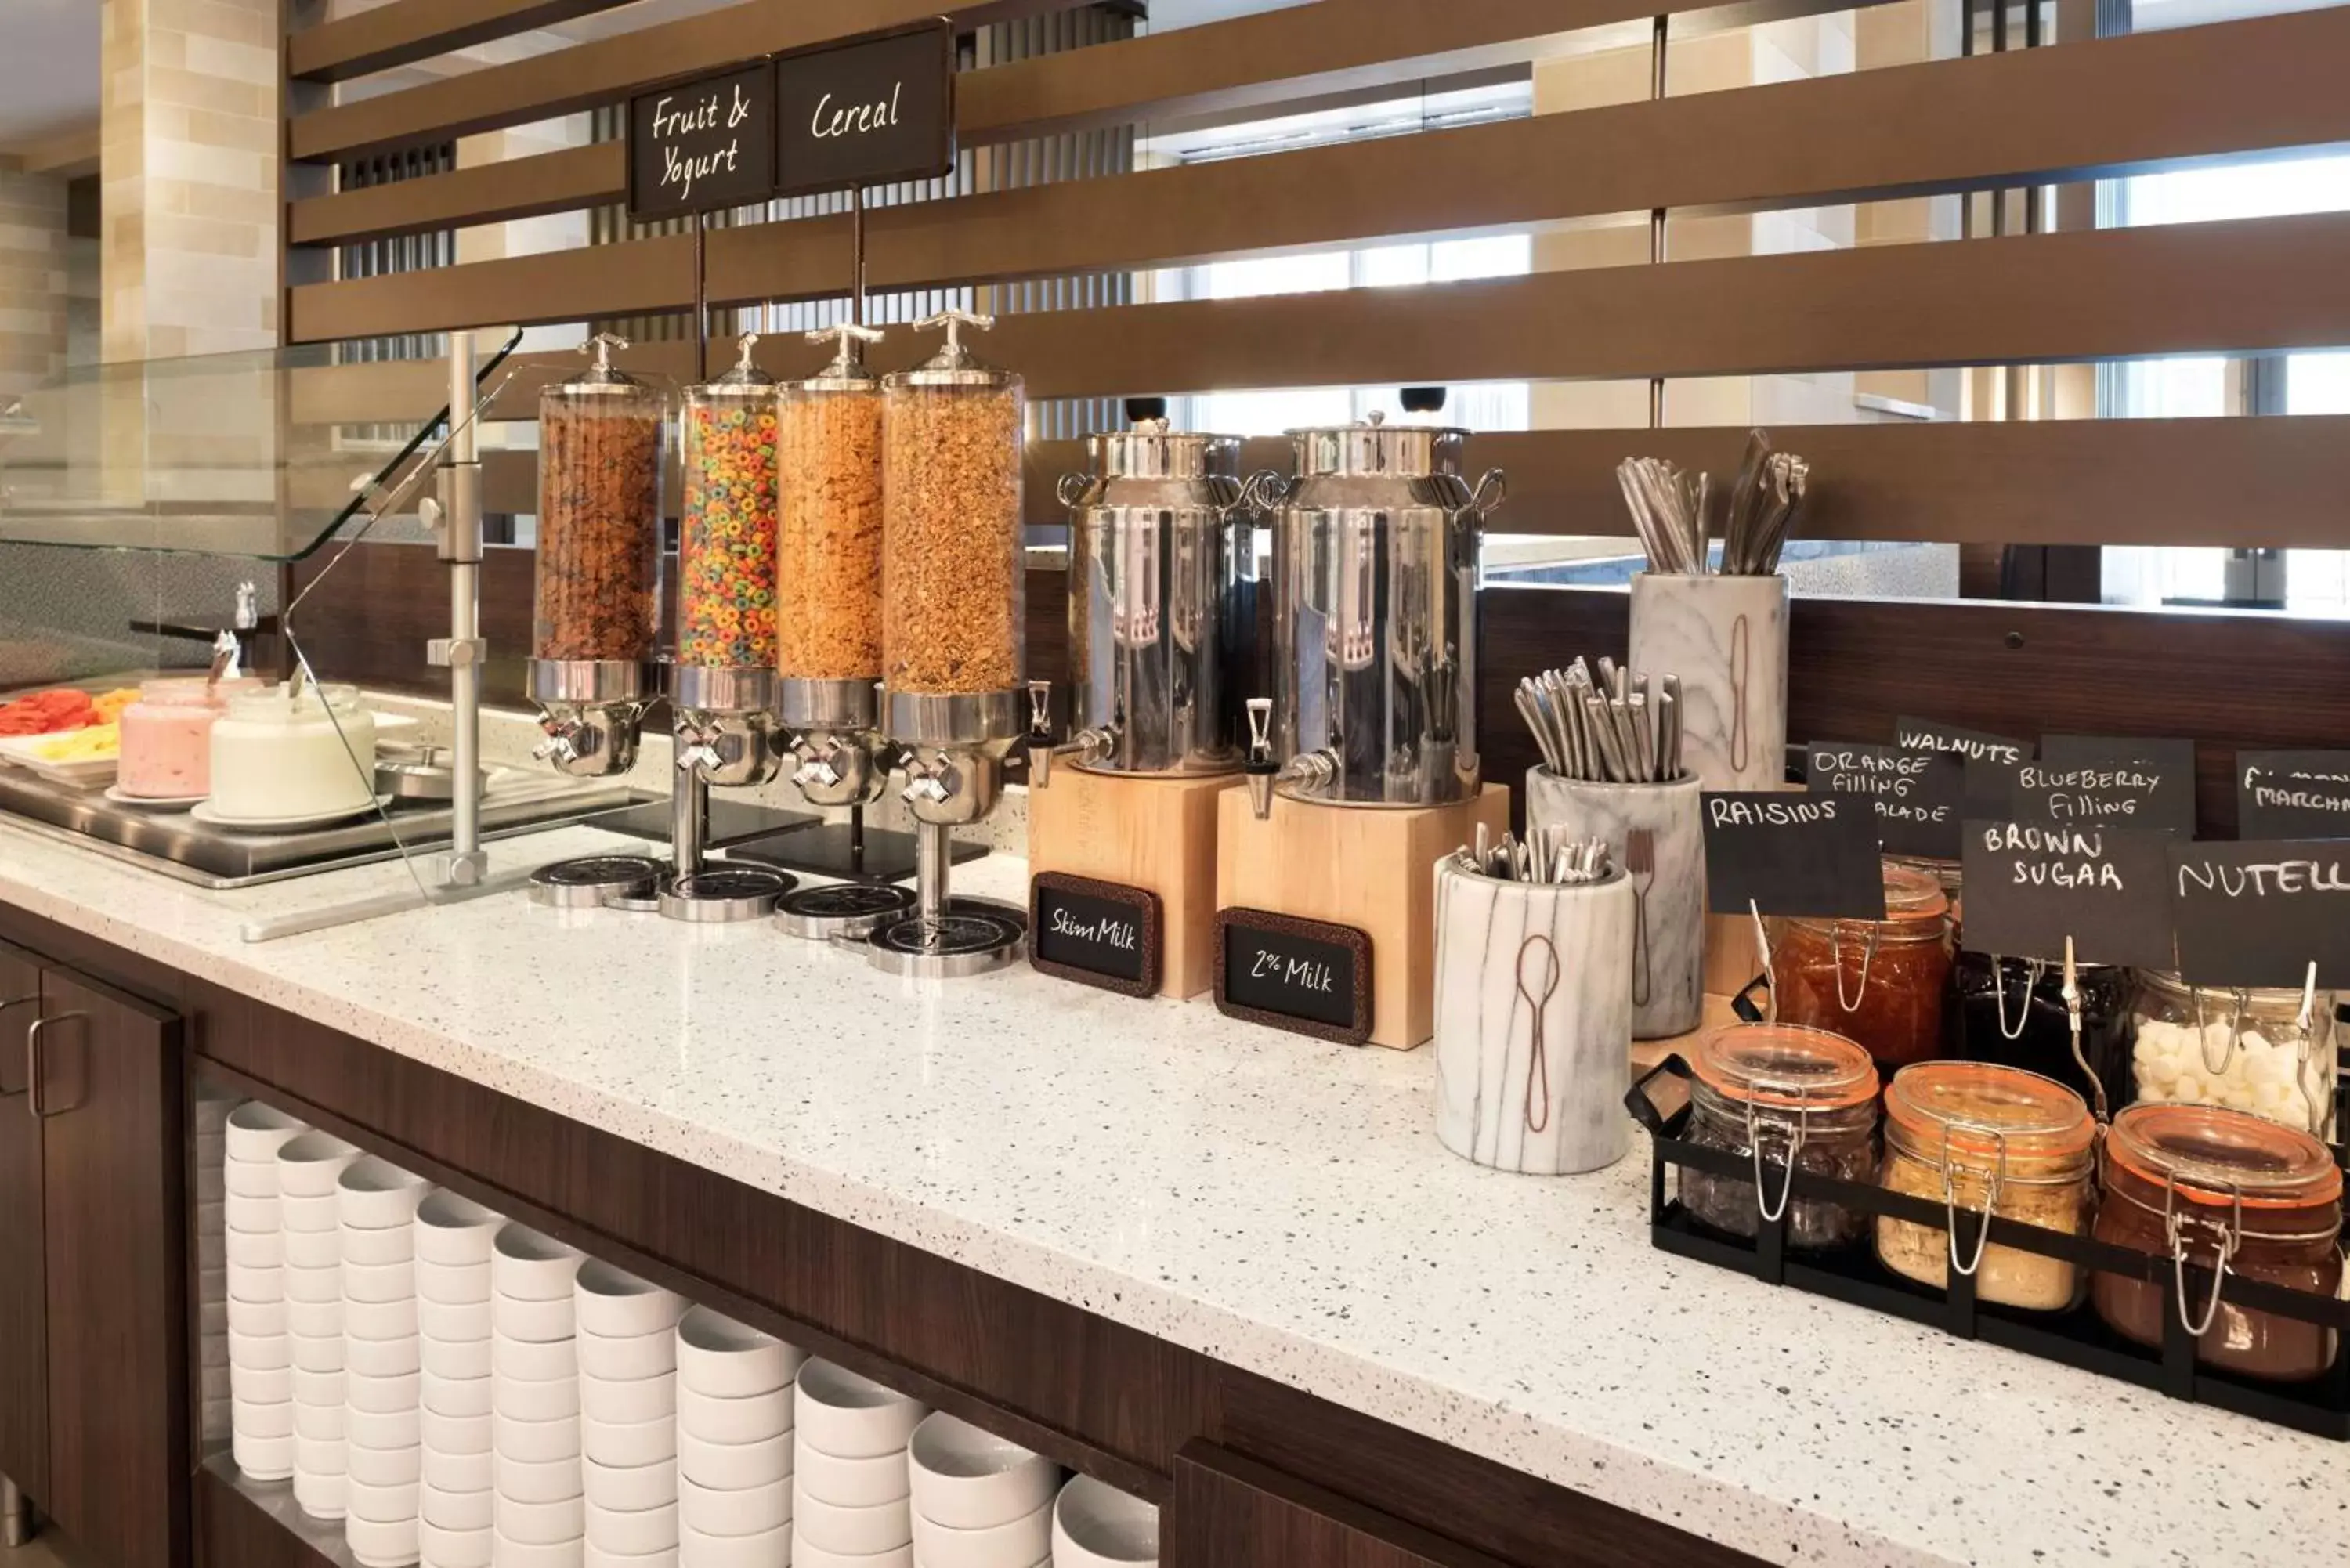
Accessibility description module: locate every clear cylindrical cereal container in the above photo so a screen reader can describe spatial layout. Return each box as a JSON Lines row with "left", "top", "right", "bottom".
{"left": 880, "top": 310, "right": 1025, "bottom": 697}
{"left": 779, "top": 323, "right": 887, "bottom": 685}
{"left": 677, "top": 333, "right": 779, "bottom": 671}
{"left": 2126, "top": 970, "right": 2337, "bottom": 1140}
{"left": 533, "top": 332, "right": 666, "bottom": 664}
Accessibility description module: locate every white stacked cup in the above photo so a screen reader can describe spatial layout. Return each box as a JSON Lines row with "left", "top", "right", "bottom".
{"left": 224, "top": 1104, "right": 308, "bottom": 1483}
{"left": 416, "top": 1192, "right": 503, "bottom": 1568}
{"left": 791, "top": 1359, "right": 925, "bottom": 1568}
{"left": 278, "top": 1130, "right": 360, "bottom": 1512}
{"left": 195, "top": 1097, "right": 232, "bottom": 1444}
{"left": 909, "top": 1414, "right": 1058, "bottom": 1568}
{"left": 676, "top": 1307, "right": 807, "bottom": 1567}
{"left": 492, "top": 1225, "right": 586, "bottom": 1568}
{"left": 577, "top": 1263, "right": 686, "bottom": 1567}
{"left": 340, "top": 1157, "right": 432, "bottom": 1567}
{"left": 1049, "top": 1479, "right": 1157, "bottom": 1568}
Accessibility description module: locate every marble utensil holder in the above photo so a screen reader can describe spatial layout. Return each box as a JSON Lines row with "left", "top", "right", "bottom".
{"left": 1433, "top": 860, "right": 1634, "bottom": 1176}
{"left": 1628, "top": 572, "right": 1789, "bottom": 793}
{"left": 1524, "top": 768, "right": 1703, "bottom": 1041}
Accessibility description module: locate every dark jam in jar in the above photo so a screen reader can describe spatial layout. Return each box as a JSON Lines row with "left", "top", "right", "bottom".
{"left": 1954, "top": 954, "right": 2135, "bottom": 1119}
{"left": 1680, "top": 1024, "right": 1881, "bottom": 1252}
{"left": 1772, "top": 862, "right": 1953, "bottom": 1075}
{"left": 2092, "top": 1103, "right": 2341, "bottom": 1382}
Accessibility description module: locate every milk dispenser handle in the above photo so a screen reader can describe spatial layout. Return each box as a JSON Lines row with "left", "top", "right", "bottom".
{"left": 1237, "top": 469, "right": 1292, "bottom": 515}
{"left": 1465, "top": 468, "right": 1508, "bottom": 519}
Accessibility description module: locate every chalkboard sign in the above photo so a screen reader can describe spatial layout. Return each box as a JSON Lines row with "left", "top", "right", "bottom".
{"left": 774, "top": 22, "right": 955, "bottom": 198}
{"left": 1029, "top": 873, "right": 1160, "bottom": 998}
{"left": 2020, "top": 735, "right": 2198, "bottom": 835}
{"left": 2237, "top": 750, "right": 2350, "bottom": 840}
{"left": 1701, "top": 792, "right": 1887, "bottom": 919}
{"left": 2170, "top": 840, "right": 2350, "bottom": 988}
{"left": 1213, "top": 908, "right": 1372, "bottom": 1046}
{"left": 1805, "top": 743, "right": 1965, "bottom": 858}
{"left": 1958, "top": 820, "right": 2177, "bottom": 970}
{"left": 627, "top": 63, "right": 779, "bottom": 221}
{"left": 1896, "top": 715, "right": 2028, "bottom": 820}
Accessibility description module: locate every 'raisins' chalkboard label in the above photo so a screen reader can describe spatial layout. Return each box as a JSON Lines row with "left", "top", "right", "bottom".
{"left": 1805, "top": 743, "right": 1965, "bottom": 859}
{"left": 1213, "top": 908, "right": 1371, "bottom": 1046}
{"left": 1701, "top": 792, "right": 1887, "bottom": 919}
{"left": 2236, "top": 750, "right": 2350, "bottom": 841}
{"left": 1896, "top": 715, "right": 2029, "bottom": 820}
{"left": 2169, "top": 840, "right": 2350, "bottom": 989}
{"left": 1958, "top": 820, "right": 2177, "bottom": 970}
{"left": 773, "top": 22, "right": 954, "bottom": 198}
{"left": 2019, "top": 735, "right": 2198, "bottom": 836}
{"left": 1029, "top": 873, "right": 1159, "bottom": 998}
{"left": 627, "top": 63, "right": 778, "bottom": 221}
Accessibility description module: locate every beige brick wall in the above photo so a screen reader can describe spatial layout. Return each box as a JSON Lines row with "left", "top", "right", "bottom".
{"left": 0, "top": 164, "right": 70, "bottom": 396}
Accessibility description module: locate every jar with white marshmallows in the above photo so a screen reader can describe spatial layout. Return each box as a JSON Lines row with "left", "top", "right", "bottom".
{"left": 2126, "top": 969, "right": 2337, "bottom": 1140}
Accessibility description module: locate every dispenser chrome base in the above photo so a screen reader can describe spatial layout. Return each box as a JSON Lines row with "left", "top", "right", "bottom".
{"left": 530, "top": 658, "right": 656, "bottom": 778}
{"left": 776, "top": 880, "right": 918, "bottom": 941}
{"left": 730, "top": 823, "right": 984, "bottom": 884}
{"left": 527, "top": 854, "right": 665, "bottom": 909}
{"left": 865, "top": 898, "right": 1027, "bottom": 977}
{"left": 658, "top": 865, "right": 796, "bottom": 923}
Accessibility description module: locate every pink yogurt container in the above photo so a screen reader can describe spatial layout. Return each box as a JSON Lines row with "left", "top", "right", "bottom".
{"left": 117, "top": 676, "right": 265, "bottom": 799}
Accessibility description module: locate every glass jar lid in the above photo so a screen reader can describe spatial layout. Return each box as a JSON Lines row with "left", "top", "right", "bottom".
{"left": 224, "top": 681, "right": 365, "bottom": 725}
{"left": 2134, "top": 967, "right": 2323, "bottom": 1015}
{"left": 886, "top": 309, "right": 1015, "bottom": 389}
{"left": 1885, "top": 1061, "right": 2095, "bottom": 1171}
{"left": 689, "top": 331, "right": 777, "bottom": 398}
{"left": 549, "top": 331, "right": 652, "bottom": 396}
{"left": 1690, "top": 1023, "right": 1879, "bottom": 1112}
{"left": 1287, "top": 410, "right": 1466, "bottom": 479}
{"left": 2107, "top": 1103, "right": 2341, "bottom": 1210}
{"left": 790, "top": 322, "right": 884, "bottom": 395}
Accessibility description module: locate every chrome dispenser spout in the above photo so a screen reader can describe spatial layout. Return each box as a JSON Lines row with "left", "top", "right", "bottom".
{"left": 1023, "top": 678, "right": 1112, "bottom": 788}
{"left": 1244, "top": 697, "right": 1279, "bottom": 820}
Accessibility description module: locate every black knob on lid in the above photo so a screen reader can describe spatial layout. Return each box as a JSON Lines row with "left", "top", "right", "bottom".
{"left": 1124, "top": 396, "right": 1169, "bottom": 423}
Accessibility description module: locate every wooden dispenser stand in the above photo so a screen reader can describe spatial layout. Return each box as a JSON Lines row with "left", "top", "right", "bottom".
{"left": 1215, "top": 783, "right": 1510, "bottom": 1050}
{"left": 1027, "top": 766, "right": 1235, "bottom": 999}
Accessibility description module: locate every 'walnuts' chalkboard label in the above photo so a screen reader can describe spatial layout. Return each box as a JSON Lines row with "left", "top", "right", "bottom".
{"left": 1896, "top": 715, "right": 2029, "bottom": 820}
{"left": 1958, "top": 820, "right": 2177, "bottom": 970}
{"left": 2169, "top": 840, "right": 2350, "bottom": 989}
{"left": 2236, "top": 750, "right": 2350, "bottom": 840}
{"left": 774, "top": 22, "right": 955, "bottom": 198}
{"left": 1701, "top": 793, "right": 1887, "bottom": 920}
{"left": 627, "top": 64, "right": 778, "bottom": 221}
{"left": 1029, "top": 873, "right": 1159, "bottom": 997}
{"left": 1213, "top": 908, "right": 1371, "bottom": 1046}
{"left": 1805, "top": 743, "right": 1965, "bottom": 859}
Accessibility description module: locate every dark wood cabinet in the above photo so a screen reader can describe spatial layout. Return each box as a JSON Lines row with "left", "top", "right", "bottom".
{"left": 0, "top": 941, "right": 46, "bottom": 1506}
{"left": 1170, "top": 1443, "right": 1513, "bottom": 1568}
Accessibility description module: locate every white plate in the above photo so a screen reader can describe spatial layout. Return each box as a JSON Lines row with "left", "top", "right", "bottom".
{"left": 190, "top": 796, "right": 392, "bottom": 833}
{"left": 104, "top": 784, "right": 205, "bottom": 811}
{"left": 0, "top": 732, "right": 118, "bottom": 788}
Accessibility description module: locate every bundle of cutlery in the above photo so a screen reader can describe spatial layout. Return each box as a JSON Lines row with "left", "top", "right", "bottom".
{"left": 1452, "top": 823, "right": 1614, "bottom": 885}
{"left": 1513, "top": 657, "right": 1685, "bottom": 783}
{"left": 1616, "top": 428, "right": 1806, "bottom": 576}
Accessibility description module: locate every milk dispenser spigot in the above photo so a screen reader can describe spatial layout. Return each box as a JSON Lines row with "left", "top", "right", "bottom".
{"left": 866, "top": 310, "right": 1030, "bottom": 977}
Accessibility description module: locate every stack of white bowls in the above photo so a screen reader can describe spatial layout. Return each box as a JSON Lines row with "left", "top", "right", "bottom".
{"left": 792, "top": 1359, "right": 926, "bottom": 1568}
{"left": 577, "top": 1263, "right": 685, "bottom": 1567}
{"left": 224, "top": 1104, "right": 308, "bottom": 1482}
{"left": 908, "top": 1415, "right": 1058, "bottom": 1568}
{"left": 417, "top": 1192, "right": 504, "bottom": 1568}
{"left": 340, "top": 1157, "right": 433, "bottom": 1567}
{"left": 280, "top": 1129, "right": 360, "bottom": 1512}
{"left": 1049, "top": 1479, "right": 1158, "bottom": 1568}
{"left": 492, "top": 1224, "right": 586, "bottom": 1568}
{"left": 195, "top": 1097, "right": 232, "bottom": 1443}
{"left": 677, "top": 1308, "right": 806, "bottom": 1566}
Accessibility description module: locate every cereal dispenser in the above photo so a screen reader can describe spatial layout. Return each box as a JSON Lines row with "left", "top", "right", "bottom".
{"left": 869, "top": 309, "right": 1029, "bottom": 976}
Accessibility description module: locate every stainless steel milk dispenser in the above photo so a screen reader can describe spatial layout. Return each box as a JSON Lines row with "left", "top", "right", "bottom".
{"left": 1257, "top": 409, "right": 1503, "bottom": 811}
{"left": 1036, "top": 399, "right": 1267, "bottom": 781}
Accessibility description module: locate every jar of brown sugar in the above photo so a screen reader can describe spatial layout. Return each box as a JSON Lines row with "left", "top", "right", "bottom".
{"left": 2092, "top": 1102, "right": 2341, "bottom": 1382}
{"left": 1876, "top": 1061, "right": 2097, "bottom": 1311}
{"left": 1681, "top": 1023, "right": 1881, "bottom": 1252}
{"left": 1773, "top": 860, "right": 1954, "bottom": 1074}
{"left": 533, "top": 333, "right": 666, "bottom": 665}
{"left": 881, "top": 311, "right": 1025, "bottom": 699}
{"left": 779, "top": 323, "right": 886, "bottom": 687}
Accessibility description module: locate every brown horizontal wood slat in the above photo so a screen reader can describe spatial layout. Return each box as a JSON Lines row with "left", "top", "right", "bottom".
{"left": 288, "top": 143, "right": 622, "bottom": 247}
{"left": 287, "top": 0, "right": 642, "bottom": 84}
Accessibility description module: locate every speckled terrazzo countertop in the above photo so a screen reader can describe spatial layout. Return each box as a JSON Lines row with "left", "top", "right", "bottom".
{"left": 0, "top": 819, "right": 2342, "bottom": 1568}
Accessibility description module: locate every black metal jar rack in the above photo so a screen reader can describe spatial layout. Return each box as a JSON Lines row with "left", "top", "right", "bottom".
{"left": 1628, "top": 1056, "right": 2350, "bottom": 1440}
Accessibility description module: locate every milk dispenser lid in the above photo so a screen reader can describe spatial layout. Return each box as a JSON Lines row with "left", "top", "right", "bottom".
{"left": 1286, "top": 407, "right": 1468, "bottom": 479}
{"left": 1083, "top": 398, "right": 1240, "bottom": 481}
{"left": 692, "top": 331, "right": 778, "bottom": 397}
{"left": 791, "top": 322, "right": 884, "bottom": 394}
{"left": 887, "top": 309, "right": 1016, "bottom": 390}
{"left": 552, "top": 331, "right": 652, "bottom": 396}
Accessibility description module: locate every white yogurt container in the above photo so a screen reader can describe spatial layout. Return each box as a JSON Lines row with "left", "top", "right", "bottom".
{"left": 208, "top": 683, "right": 379, "bottom": 821}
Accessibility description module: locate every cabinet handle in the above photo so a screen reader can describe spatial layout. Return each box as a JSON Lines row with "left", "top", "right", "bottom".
{"left": 0, "top": 995, "right": 32, "bottom": 1097}
{"left": 26, "top": 1012, "right": 81, "bottom": 1121}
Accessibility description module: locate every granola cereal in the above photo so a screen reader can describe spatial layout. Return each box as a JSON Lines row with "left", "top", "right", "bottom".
{"left": 881, "top": 382, "right": 1024, "bottom": 695}
{"left": 533, "top": 399, "right": 664, "bottom": 663}
{"left": 776, "top": 388, "right": 884, "bottom": 681}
